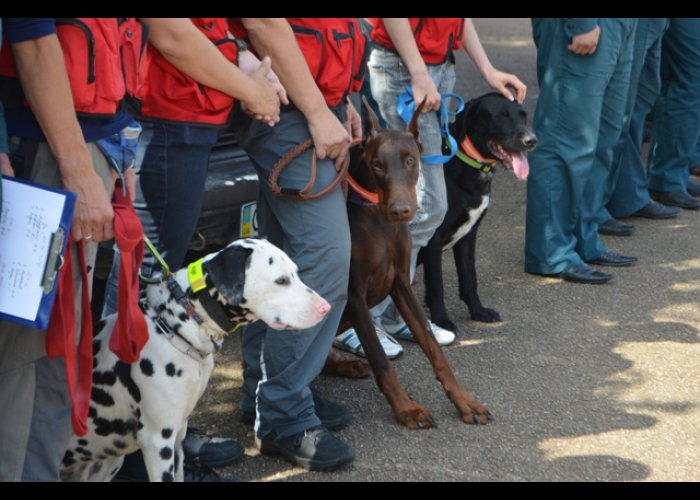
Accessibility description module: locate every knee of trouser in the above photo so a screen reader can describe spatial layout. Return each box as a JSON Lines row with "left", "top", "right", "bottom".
{"left": 299, "top": 235, "right": 351, "bottom": 305}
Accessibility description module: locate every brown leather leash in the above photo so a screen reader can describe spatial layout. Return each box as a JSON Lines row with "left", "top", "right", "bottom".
{"left": 268, "top": 138, "right": 359, "bottom": 201}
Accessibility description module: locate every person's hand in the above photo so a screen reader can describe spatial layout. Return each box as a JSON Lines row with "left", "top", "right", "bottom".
{"left": 483, "top": 68, "right": 527, "bottom": 103}
{"left": 568, "top": 26, "right": 600, "bottom": 56}
{"left": 307, "top": 107, "right": 351, "bottom": 169}
{"left": 0, "top": 153, "right": 14, "bottom": 177}
{"left": 238, "top": 50, "right": 289, "bottom": 107}
{"left": 346, "top": 100, "right": 362, "bottom": 141}
{"left": 410, "top": 72, "right": 441, "bottom": 113}
{"left": 62, "top": 151, "right": 114, "bottom": 243}
{"left": 239, "top": 57, "right": 281, "bottom": 126}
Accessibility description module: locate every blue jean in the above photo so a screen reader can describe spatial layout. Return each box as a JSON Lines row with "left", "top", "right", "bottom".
{"left": 103, "top": 121, "right": 218, "bottom": 316}
{"left": 525, "top": 18, "right": 636, "bottom": 275}
{"left": 230, "top": 106, "right": 351, "bottom": 440}
{"left": 367, "top": 48, "right": 456, "bottom": 327}
{"left": 604, "top": 18, "right": 668, "bottom": 219}
{"left": 647, "top": 18, "right": 700, "bottom": 193}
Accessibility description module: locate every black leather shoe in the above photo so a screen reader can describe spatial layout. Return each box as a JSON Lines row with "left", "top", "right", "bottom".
{"left": 598, "top": 218, "right": 636, "bottom": 236}
{"left": 256, "top": 426, "right": 355, "bottom": 471}
{"left": 183, "top": 427, "right": 245, "bottom": 468}
{"left": 631, "top": 200, "right": 681, "bottom": 219}
{"left": 241, "top": 390, "right": 352, "bottom": 431}
{"left": 650, "top": 189, "right": 700, "bottom": 209}
{"left": 560, "top": 264, "right": 613, "bottom": 284}
{"left": 589, "top": 251, "right": 637, "bottom": 267}
{"left": 687, "top": 180, "right": 700, "bottom": 197}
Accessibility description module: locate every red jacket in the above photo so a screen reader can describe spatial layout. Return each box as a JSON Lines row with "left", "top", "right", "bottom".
{"left": 0, "top": 18, "right": 145, "bottom": 117}
{"left": 137, "top": 18, "right": 242, "bottom": 127}
{"left": 230, "top": 18, "right": 367, "bottom": 108}
{"left": 370, "top": 18, "right": 465, "bottom": 65}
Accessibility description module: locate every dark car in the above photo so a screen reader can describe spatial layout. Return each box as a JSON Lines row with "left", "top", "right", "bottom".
{"left": 91, "top": 128, "right": 259, "bottom": 316}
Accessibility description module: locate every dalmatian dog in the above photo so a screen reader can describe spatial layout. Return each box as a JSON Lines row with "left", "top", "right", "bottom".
{"left": 60, "top": 238, "right": 330, "bottom": 482}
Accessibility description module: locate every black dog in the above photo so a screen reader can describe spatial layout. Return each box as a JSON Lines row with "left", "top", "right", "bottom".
{"left": 417, "top": 93, "right": 536, "bottom": 332}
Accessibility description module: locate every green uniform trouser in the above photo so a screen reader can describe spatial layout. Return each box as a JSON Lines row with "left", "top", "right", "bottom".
{"left": 525, "top": 18, "right": 636, "bottom": 275}
{"left": 647, "top": 18, "right": 700, "bottom": 193}
{"left": 602, "top": 18, "right": 668, "bottom": 220}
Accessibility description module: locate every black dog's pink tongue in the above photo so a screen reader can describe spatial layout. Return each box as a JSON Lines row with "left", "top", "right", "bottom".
{"left": 512, "top": 152, "right": 530, "bottom": 180}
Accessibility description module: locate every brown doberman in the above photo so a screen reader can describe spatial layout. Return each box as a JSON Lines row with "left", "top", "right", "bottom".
{"left": 327, "top": 98, "right": 491, "bottom": 428}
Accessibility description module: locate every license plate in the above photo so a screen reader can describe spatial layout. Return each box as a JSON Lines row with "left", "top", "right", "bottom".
{"left": 240, "top": 202, "right": 258, "bottom": 238}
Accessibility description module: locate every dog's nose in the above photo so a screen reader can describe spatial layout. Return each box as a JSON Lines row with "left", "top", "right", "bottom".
{"left": 390, "top": 204, "right": 412, "bottom": 220}
{"left": 522, "top": 133, "right": 538, "bottom": 150}
{"left": 316, "top": 299, "right": 331, "bottom": 317}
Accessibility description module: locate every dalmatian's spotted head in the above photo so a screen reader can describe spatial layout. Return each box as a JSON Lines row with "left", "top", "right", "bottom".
{"left": 202, "top": 238, "right": 330, "bottom": 331}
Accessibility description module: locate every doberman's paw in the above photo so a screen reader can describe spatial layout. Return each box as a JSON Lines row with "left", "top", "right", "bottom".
{"left": 396, "top": 405, "right": 435, "bottom": 429}
{"left": 470, "top": 307, "right": 502, "bottom": 323}
{"left": 459, "top": 402, "right": 492, "bottom": 425}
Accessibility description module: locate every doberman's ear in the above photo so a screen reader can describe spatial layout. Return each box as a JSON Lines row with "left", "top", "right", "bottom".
{"left": 203, "top": 244, "right": 253, "bottom": 306}
{"left": 408, "top": 97, "right": 427, "bottom": 144}
{"left": 362, "top": 95, "right": 383, "bottom": 139}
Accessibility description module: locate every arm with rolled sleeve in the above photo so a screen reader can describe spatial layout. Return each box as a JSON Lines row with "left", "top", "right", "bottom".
{"left": 5, "top": 18, "right": 114, "bottom": 242}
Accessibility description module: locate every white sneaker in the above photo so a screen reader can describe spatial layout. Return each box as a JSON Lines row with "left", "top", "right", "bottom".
{"left": 429, "top": 321, "right": 456, "bottom": 346}
{"left": 384, "top": 321, "right": 456, "bottom": 347}
{"left": 334, "top": 327, "right": 404, "bottom": 359}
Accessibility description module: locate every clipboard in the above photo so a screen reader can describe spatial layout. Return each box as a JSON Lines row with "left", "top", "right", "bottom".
{"left": 0, "top": 175, "right": 76, "bottom": 330}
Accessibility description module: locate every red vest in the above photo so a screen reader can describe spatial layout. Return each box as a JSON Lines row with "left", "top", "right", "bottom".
{"left": 0, "top": 18, "right": 146, "bottom": 117}
{"left": 136, "top": 18, "right": 241, "bottom": 127}
{"left": 370, "top": 18, "right": 465, "bottom": 65}
{"left": 230, "top": 18, "right": 367, "bottom": 108}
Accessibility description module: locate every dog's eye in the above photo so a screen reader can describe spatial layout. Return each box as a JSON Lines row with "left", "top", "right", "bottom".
{"left": 275, "top": 277, "right": 290, "bottom": 286}
{"left": 371, "top": 158, "right": 382, "bottom": 169}
{"left": 405, "top": 156, "right": 416, "bottom": 167}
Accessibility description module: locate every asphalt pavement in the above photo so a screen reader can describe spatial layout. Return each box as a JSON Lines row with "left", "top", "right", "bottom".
{"left": 191, "top": 18, "right": 700, "bottom": 482}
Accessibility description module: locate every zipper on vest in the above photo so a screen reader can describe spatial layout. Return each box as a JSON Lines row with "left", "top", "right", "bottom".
{"left": 342, "top": 21, "right": 357, "bottom": 103}
{"left": 290, "top": 25, "right": 324, "bottom": 42}
{"left": 55, "top": 18, "right": 96, "bottom": 84}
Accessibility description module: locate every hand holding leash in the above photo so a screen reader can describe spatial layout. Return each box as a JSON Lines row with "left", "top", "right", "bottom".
{"left": 410, "top": 71, "right": 441, "bottom": 112}
{"left": 397, "top": 85, "right": 464, "bottom": 165}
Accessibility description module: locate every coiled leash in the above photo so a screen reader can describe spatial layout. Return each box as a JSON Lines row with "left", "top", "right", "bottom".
{"left": 396, "top": 84, "right": 464, "bottom": 165}
{"left": 268, "top": 138, "right": 365, "bottom": 201}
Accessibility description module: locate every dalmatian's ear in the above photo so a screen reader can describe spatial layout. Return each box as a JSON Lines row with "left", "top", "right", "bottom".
{"left": 203, "top": 245, "right": 254, "bottom": 306}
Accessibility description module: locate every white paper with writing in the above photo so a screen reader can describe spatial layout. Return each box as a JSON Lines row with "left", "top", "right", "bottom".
{"left": 0, "top": 178, "right": 67, "bottom": 321}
